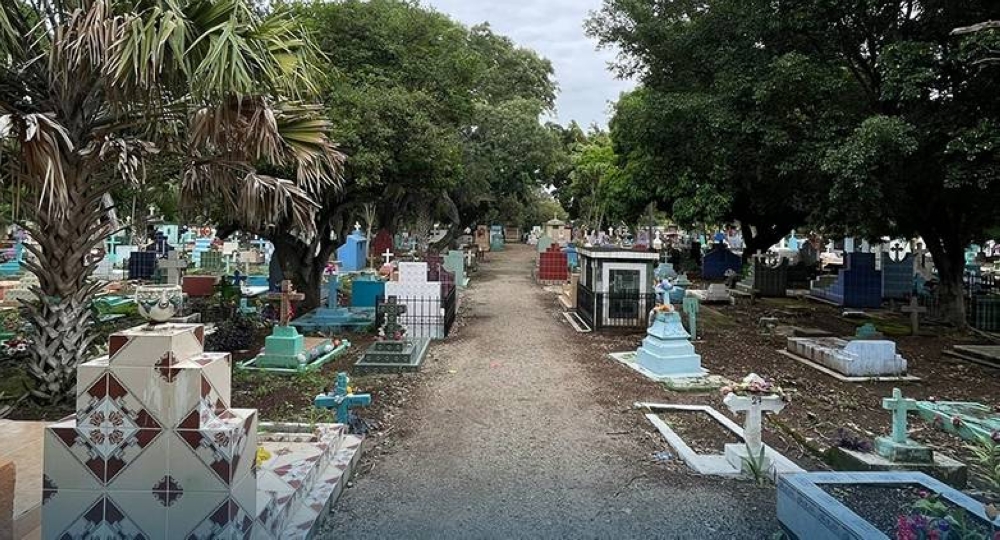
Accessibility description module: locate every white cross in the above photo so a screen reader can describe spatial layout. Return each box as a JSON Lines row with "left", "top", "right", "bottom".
{"left": 382, "top": 249, "right": 393, "bottom": 266}
{"left": 723, "top": 376, "right": 787, "bottom": 455}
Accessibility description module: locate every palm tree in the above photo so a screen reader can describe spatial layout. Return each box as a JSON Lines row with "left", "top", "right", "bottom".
{"left": 0, "top": 0, "right": 344, "bottom": 404}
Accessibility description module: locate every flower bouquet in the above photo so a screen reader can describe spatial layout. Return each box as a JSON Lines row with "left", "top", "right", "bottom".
{"left": 720, "top": 373, "right": 790, "bottom": 402}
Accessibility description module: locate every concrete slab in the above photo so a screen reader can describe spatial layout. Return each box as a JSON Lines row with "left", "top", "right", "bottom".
{"left": 778, "top": 349, "right": 921, "bottom": 383}
{"left": 637, "top": 403, "right": 804, "bottom": 480}
{"left": 825, "top": 446, "right": 967, "bottom": 489}
{"left": 610, "top": 352, "right": 727, "bottom": 391}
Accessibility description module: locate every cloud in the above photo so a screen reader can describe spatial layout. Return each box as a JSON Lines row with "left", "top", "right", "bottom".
{"left": 423, "top": 0, "right": 634, "bottom": 128}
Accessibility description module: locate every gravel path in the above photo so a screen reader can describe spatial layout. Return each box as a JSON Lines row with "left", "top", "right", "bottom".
{"left": 320, "top": 245, "right": 779, "bottom": 539}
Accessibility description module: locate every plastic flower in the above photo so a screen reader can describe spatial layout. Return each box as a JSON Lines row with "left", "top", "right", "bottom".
{"left": 951, "top": 416, "right": 962, "bottom": 428}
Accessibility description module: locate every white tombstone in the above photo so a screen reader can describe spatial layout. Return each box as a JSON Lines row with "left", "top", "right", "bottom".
{"left": 221, "top": 241, "right": 239, "bottom": 256}
{"left": 722, "top": 375, "right": 787, "bottom": 475}
{"left": 384, "top": 262, "right": 443, "bottom": 339}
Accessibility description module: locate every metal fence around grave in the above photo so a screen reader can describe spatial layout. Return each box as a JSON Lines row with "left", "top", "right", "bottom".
{"left": 916, "top": 290, "right": 1000, "bottom": 332}
{"left": 575, "top": 281, "right": 655, "bottom": 330}
{"left": 375, "top": 289, "right": 457, "bottom": 339}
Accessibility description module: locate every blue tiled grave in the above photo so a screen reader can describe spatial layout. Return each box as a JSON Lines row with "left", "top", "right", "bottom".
{"left": 809, "top": 253, "right": 882, "bottom": 308}
{"left": 777, "top": 472, "right": 996, "bottom": 540}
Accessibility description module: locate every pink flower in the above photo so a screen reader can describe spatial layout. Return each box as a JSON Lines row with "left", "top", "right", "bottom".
{"left": 951, "top": 416, "right": 962, "bottom": 428}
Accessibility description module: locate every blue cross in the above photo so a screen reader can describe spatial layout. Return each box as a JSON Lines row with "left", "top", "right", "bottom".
{"left": 314, "top": 373, "right": 371, "bottom": 425}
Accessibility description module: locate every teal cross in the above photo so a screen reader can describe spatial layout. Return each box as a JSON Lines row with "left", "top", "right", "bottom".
{"left": 883, "top": 388, "right": 919, "bottom": 444}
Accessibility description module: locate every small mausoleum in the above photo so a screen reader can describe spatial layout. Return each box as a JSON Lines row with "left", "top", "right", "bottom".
{"left": 575, "top": 247, "right": 661, "bottom": 330}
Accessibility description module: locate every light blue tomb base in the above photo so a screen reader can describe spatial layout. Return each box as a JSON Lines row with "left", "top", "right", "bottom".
{"left": 293, "top": 277, "right": 376, "bottom": 333}
{"left": 635, "top": 311, "right": 706, "bottom": 378}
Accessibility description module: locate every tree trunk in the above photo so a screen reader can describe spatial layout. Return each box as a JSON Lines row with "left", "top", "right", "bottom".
{"left": 270, "top": 234, "right": 336, "bottom": 312}
{"left": 740, "top": 222, "right": 789, "bottom": 262}
{"left": 924, "top": 232, "right": 967, "bottom": 329}
{"left": 21, "top": 172, "right": 108, "bottom": 405}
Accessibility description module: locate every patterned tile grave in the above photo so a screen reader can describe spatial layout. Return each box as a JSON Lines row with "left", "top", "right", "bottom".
{"left": 809, "top": 253, "right": 882, "bottom": 308}
{"left": 826, "top": 389, "right": 966, "bottom": 487}
{"left": 639, "top": 402, "right": 803, "bottom": 477}
{"left": 913, "top": 399, "right": 1000, "bottom": 444}
{"left": 0, "top": 420, "right": 47, "bottom": 539}
{"left": 354, "top": 296, "right": 430, "bottom": 373}
{"left": 241, "top": 281, "right": 349, "bottom": 374}
{"left": 777, "top": 472, "right": 997, "bottom": 540}
{"left": 537, "top": 244, "right": 568, "bottom": 284}
{"left": 781, "top": 337, "right": 918, "bottom": 381}
{"left": 41, "top": 316, "right": 363, "bottom": 539}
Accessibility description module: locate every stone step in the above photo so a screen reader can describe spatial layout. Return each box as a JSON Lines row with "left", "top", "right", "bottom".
{"left": 280, "top": 435, "right": 364, "bottom": 540}
{"left": 254, "top": 424, "right": 352, "bottom": 539}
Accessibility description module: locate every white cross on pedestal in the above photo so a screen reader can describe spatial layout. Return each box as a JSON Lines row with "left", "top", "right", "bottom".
{"left": 157, "top": 251, "right": 187, "bottom": 286}
{"left": 900, "top": 297, "right": 928, "bottom": 336}
{"left": 723, "top": 380, "right": 787, "bottom": 455}
{"left": 382, "top": 249, "right": 393, "bottom": 266}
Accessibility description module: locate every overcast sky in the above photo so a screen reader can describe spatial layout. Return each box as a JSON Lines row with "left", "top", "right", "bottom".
{"left": 423, "top": 0, "right": 635, "bottom": 129}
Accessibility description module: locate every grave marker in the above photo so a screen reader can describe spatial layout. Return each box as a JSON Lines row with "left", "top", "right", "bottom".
{"left": 900, "top": 297, "right": 927, "bottom": 336}
{"left": 157, "top": 250, "right": 187, "bottom": 286}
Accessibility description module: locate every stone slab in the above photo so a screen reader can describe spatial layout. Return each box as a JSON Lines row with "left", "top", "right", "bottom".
{"left": 638, "top": 403, "right": 804, "bottom": 479}
{"left": 777, "top": 350, "right": 920, "bottom": 383}
{"left": 777, "top": 472, "right": 996, "bottom": 540}
{"left": 825, "top": 447, "right": 967, "bottom": 489}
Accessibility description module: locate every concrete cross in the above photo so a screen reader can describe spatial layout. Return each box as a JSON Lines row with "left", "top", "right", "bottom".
{"left": 382, "top": 249, "right": 393, "bottom": 266}
{"left": 723, "top": 384, "right": 787, "bottom": 455}
{"left": 268, "top": 280, "right": 304, "bottom": 326}
{"left": 105, "top": 235, "right": 123, "bottom": 264}
{"left": 882, "top": 387, "right": 919, "bottom": 444}
{"left": 900, "top": 296, "right": 928, "bottom": 335}
{"left": 314, "top": 372, "right": 371, "bottom": 424}
{"left": 379, "top": 296, "right": 407, "bottom": 339}
{"left": 157, "top": 251, "right": 187, "bottom": 286}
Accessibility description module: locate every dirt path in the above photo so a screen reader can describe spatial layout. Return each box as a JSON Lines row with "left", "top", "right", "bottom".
{"left": 321, "top": 245, "right": 778, "bottom": 539}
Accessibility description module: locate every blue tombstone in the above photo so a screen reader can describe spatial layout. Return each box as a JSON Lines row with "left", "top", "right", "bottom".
{"left": 562, "top": 244, "right": 579, "bottom": 271}
{"left": 314, "top": 372, "right": 371, "bottom": 425}
{"left": 701, "top": 244, "right": 742, "bottom": 280}
{"left": 810, "top": 253, "right": 882, "bottom": 308}
{"left": 337, "top": 227, "right": 368, "bottom": 272}
{"left": 351, "top": 276, "right": 385, "bottom": 309}
{"left": 127, "top": 251, "right": 157, "bottom": 280}
{"left": 0, "top": 237, "right": 23, "bottom": 277}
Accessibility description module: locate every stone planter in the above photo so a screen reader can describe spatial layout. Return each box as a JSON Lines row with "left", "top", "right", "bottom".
{"left": 182, "top": 275, "right": 218, "bottom": 297}
{"left": 134, "top": 284, "right": 183, "bottom": 322}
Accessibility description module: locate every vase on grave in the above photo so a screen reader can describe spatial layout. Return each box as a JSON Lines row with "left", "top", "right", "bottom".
{"left": 634, "top": 309, "right": 706, "bottom": 378}
{"left": 134, "top": 284, "right": 183, "bottom": 323}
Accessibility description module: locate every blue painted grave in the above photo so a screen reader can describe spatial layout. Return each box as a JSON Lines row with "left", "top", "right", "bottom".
{"left": 635, "top": 310, "right": 706, "bottom": 378}
{"left": 701, "top": 244, "right": 742, "bottom": 280}
{"left": 810, "top": 253, "right": 882, "bottom": 308}
{"left": 490, "top": 225, "right": 505, "bottom": 251}
{"left": 127, "top": 251, "right": 157, "bottom": 280}
{"left": 337, "top": 227, "right": 368, "bottom": 272}
{"left": 351, "top": 275, "right": 385, "bottom": 308}
{"left": 562, "top": 244, "right": 579, "bottom": 271}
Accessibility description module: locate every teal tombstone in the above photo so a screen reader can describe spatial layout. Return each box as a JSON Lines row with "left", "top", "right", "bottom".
{"left": 635, "top": 310, "right": 706, "bottom": 378}
{"left": 490, "top": 225, "right": 505, "bottom": 251}
{"left": 682, "top": 296, "right": 700, "bottom": 339}
{"left": 875, "top": 388, "right": 931, "bottom": 463}
{"left": 444, "top": 250, "right": 469, "bottom": 288}
{"left": 314, "top": 372, "right": 371, "bottom": 425}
